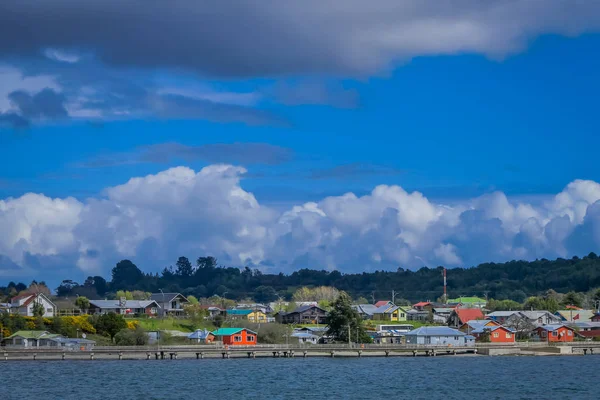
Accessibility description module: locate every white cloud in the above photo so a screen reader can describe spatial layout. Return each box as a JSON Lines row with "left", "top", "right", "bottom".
{"left": 2, "top": 165, "right": 600, "bottom": 278}
{"left": 0, "top": 66, "right": 60, "bottom": 112}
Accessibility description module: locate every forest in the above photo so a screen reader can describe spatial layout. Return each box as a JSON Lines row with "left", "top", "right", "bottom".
{"left": 1, "top": 253, "right": 600, "bottom": 305}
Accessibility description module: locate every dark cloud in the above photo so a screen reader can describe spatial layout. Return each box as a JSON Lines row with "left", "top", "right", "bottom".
{"left": 1, "top": 1, "right": 599, "bottom": 77}
{"left": 310, "top": 163, "right": 403, "bottom": 180}
{"left": 80, "top": 142, "right": 294, "bottom": 168}
{"left": 0, "top": 88, "right": 67, "bottom": 129}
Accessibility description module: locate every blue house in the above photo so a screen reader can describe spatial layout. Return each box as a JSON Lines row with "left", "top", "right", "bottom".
{"left": 404, "top": 326, "right": 474, "bottom": 346}
{"left": 187, "top": 329, "right": 215, "bottom": 344}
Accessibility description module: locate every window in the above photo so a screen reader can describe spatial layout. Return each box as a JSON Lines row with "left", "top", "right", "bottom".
{"left": 567, "top": 331, "right": 572, "bottom": 336}
{"left": 506, "top": 333, "right": 512, "bottom": 338}
{"left": 46, "top": 308, "right": 53, "bottom": 313}
{"left": 552, "top": 331, "right": 558, "bottom": 337}
{"left": 234, "top": 336, "right": 242, "bottom": 342}
{"left": 493, "top": 332, "right": 499, "bottom": 338}
{"left": 247, "top": 335, "right": 255, "bottom": 342}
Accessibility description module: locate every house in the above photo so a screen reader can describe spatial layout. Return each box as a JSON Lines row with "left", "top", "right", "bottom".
{"left": 555, "top": 309, "right": 595, "bottom": 323}
{"left": 88, "top": 299, "right": 160, "bottom": 316}
{"left": 54, "top": 298, "right": 83, "bottom": 316}
{"left": 276, "top": 305, "right": 328, "bottom": 324}
{"left": 592, "top": 313, "right": 600, "bottom": 322}
{"left": 291, "top": 327, "right": 327, "bottom": 344}
{"left": 486, "top": 311, "right": 520, "bottom": 324}
{"left": 532, "top": 324, "right": 575, "bottom": 342}
{"left": 447, "top": 296, "right": 487, "bottom": 309}
{"left": 236, "top": 303, "right": 273, "bottom": 314}
{"left": 187, "top": 329, "right": 215, "bottom": 344}
{"left": 569, "top": 322, "right": 600, "bottom": 339}
{"left": 150, "top": 293, "right": 189, "bottom": 316}
{"left": 226, "top": 309, "right": 268, "bottom": 323}
{"left": 506, "top": 311, "right": 562, "bottom": 328}
{"left": 447, "top": 307, "right": 484, "bottom": 327}
{"left": 199, "top": 305, "right": 226, "bottom": 319}
{"left": 373, "top": 302, "right": 407, "bottom": 322}
{"left": 2, "top": 330, "right": 95, "bottom": 350}
{"left": 212, "top": 328, "right": 257, "bottom": 346}
{"left": 459, "top": 321, "right": 515, "bottom": 343}
{"left": 10, "top": 293, "right": 57, "bottom": 317}
{"left": 432, "top": 308, "right": 454, "bottom": 324}
{"left": 404, "top": 326, "right": 475, "bottom": 346}
{"left": 406, "top": 308, "right": 430, "bottom": 321}
{"left": 352, "top": 304, "right": 378, "bottom": 320}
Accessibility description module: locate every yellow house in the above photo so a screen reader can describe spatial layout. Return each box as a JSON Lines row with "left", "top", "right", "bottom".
{"left": 227, "top": 309, "right": 268, "bottom": 323}
{"left": 373, "top": 302, "right": 407, "bottom": 322}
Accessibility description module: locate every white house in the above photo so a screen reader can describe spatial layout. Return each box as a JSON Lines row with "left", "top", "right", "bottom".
{"left": 10, "top": 293, "right": 57, "bottom": 317}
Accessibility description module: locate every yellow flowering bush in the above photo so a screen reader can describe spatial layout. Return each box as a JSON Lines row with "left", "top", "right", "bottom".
{"left": 127, "top": 320, "right": 140, "bottom": 330}
{"left": 61, "top": 316, "right": 96, "bottom": 334}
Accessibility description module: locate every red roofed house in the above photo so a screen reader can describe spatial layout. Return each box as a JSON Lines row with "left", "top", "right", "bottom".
{"left": 374, "top": 301, "right": 391, "bottom": 308}
{"left": 10, "top": 293, "right": 57, "bottom": 317}
{"left": 447, "top": 307, "right": 485, "bottom": 327}
{"left": 413, "top": 302, "right": 431, "bottom": 311}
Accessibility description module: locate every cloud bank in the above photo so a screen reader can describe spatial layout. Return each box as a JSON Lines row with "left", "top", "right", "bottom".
{"left": 1, "top": 165, "right": 600, "bottom": 278}
{"left": 1, "top": 1, "right": 600, "bottom": 76}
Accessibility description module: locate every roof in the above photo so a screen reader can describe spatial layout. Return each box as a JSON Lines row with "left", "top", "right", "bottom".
{"left": 290, "top": 305, "right": 327, "bottom": 314}
{"left": 227, "top": 309, "right": 253, "bottom": 315}
{"left": 454, "top": 308, "right": 484, "bottom": 323}
{"left": 555, "top": 310, "right": 595, "bottom": 322}
{"left": 150, "top": 293, "right": 187, "bottom": 303}
{"left": 447, "top": 297, "right": 486, "bottom": 304}
{"left": 405, "top": 327, "right": 466, "bottom": 337}
{"left": 486, "top": 311, "right": 519, "bottom": 317}
{"left": 6, "top": 331, "right": 60, "bottom": 340}
{"left": 353, "top": 304, "right": 378, "bottom": 315}
{"left": 536, "top": 324, "right": 573, "bottom": 332}
{"left": 187, "top": 329, "right": 214, "bottom": 340}
{"left": 212, "top": 328, "right": 257, "bottom": 336}
{"left": 463, "top": 320, "right": 498, "bottom": 330}
{"left": 374, "top": 304, "right": 404, "bottom": 314}
{"left": 433, "top": 308, "right": 454, "bottom": 313}
{"left": 295, "top": 327, "right": 328, "bottom": 333}
{"left": 291, "top": 332, "right": 319, "bottom": 338}
{"left": 375, "top": 301, "right": 392, "bottom": 308}
{"left": 413, "top": 301, "right": 431, "bottom": 308}
{"left": 89, "top": 300, "right": 159, "bottom": 309}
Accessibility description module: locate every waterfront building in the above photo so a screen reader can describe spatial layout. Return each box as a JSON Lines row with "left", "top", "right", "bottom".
{"left": 187, "top": 329, "right": 215, "bottom": 344}
{"left": 2, "top": 330, "right": 95, "bottom": 350}
{"left": 404, "top": 326, "right": 475, "bottom": 346}
{"left": 460, "top": 320, "right": 515, "bottom": 343}
{"left": 531, "top": 324, "right": 575, "bottom": 342}
{"left": 212, "top": 328, "right": 257, "bottom": 346}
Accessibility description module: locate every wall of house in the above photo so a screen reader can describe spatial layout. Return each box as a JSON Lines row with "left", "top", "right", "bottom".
{"left": 489, "top": 329, "right": 515, "bottom": 343}
{"left": 26, "top": 296, "right": 55, "bottom": 317}
{"left": 406, "top": 335, "right": 466, "bottom": 346}
{"left": 222, "top": 330, "right": 257, "bottom": 346}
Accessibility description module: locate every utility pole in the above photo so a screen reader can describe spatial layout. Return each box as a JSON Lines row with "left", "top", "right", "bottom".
{"left": 371, "top": 291, "right": 376, "bottom": 304}
{"left": 348, "top": 325, "right": 351, "bottom": 348}
{"left": 391, "top": 290, "right": 397, "bottom": 304}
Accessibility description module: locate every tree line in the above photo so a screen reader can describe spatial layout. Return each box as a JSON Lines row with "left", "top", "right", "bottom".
{"left": 1, "top": 253, "right": 600, "bottom": 305}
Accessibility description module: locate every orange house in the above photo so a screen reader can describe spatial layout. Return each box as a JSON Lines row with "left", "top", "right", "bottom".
{"left": 533, "top": 324, "right": 575, "bottom": 342}
{"left": 460, "top": 320, "right": 515, "bottom": 343}
{"left": 212, "top": 328, "right": 257, "bottom": 346}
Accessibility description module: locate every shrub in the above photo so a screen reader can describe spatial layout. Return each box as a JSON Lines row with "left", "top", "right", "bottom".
{"left": 115, "top": 327, "right": 149, "bottom": 346}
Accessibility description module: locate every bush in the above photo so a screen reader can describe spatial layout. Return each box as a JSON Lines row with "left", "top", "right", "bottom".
{"left": 115, "top": 327, "right": 149, "bottom": 346}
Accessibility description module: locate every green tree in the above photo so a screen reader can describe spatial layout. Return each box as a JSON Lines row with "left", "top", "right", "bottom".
{"left": 111, "top": 260, "right": 143, "bottom": 290}
{"left": 562, "top": 291, "right": 583, "bottom": 308}
{"left": 254, "top": 285, "right": 278, "bottom": 303}
{"left": 187, "top": 295, "right": 199, "bottom": 304}
{"left": 115, "top": 327, "right": 149, "bottom": 346}
{"left": 326, "top": 292, "right": 371, "bottom": 344}
{"left": 75, "top": 296, "right": 90, "bottom": 313}
{"left": 176, "top": 256, "right": 194, "bottom": 277}
{"left": 32, "top": 302, "right": 45, "bottom": 317}
{"left": 96, "top": 312, "right": 127, "bottom": 342}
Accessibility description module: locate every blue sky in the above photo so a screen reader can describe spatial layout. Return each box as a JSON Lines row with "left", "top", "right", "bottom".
{"left": 2, "top": 1, "right": 600, "bottom": 283}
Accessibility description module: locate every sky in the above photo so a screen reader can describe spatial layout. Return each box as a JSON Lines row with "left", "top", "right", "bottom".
{"left": 2, "top": 1, "right": 600, "bottom": 285}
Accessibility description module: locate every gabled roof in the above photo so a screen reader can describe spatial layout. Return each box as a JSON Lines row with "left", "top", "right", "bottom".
{"left": 353, "top": 304, "right": 378, "bottom": 315}
{"left": 89, "top": 300, "right": 160, "bottom": 309}
{"left": 453, "top": 308, "right": 484, "bottom": 323}
{"left": 555, "top": 310, "right": 595, "bottom": 322}
{"left": 6, "top": 330, "right": 60, "bottom": 340}
{"left": 413, "top": 301, "right": 431, "bottom": 308}
{"left": 535, "top": 324, "right": 573, "bottom": 332}
{"left": 150, "top": 293, "right": 187, "bottom": 303}
{"left": 291, "top": 305, "right": 327, "bottom": 314}
{"left": 406, "top": 327, "right": 465, "bottom": 336}
{"left": 227, "top": 309, "right": 253, "bottom": 316}
{"left": 375, "top": 301, "right": 392, "bottom": 308}
{"left": 212, "top": 328, "right": 257, "bottom": 336}
{"left": 463, "top": 320, "right": 499, "bottom": 330}
{"left": 486, "top": 311, "right": 519, "bottom": 318}
{"left": 374, "top": 304, "right": 405, "bottom": 314}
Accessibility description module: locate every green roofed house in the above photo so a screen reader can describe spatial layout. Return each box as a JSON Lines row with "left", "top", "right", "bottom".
{"left": 447, "top": 297, "right": 487, "bottom": 309}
